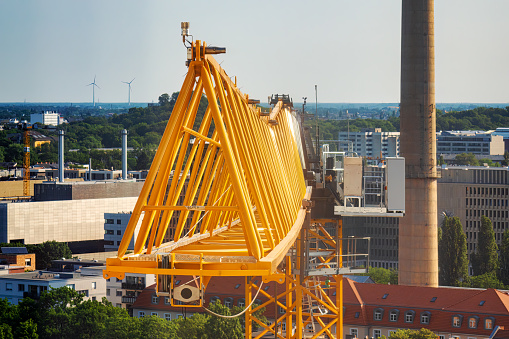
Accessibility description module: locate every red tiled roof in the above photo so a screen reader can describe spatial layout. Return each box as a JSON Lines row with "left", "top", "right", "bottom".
{"left": 344, "top": 278, "right": 509, "bottom": 337}
{"left": 131, "top": 275, "right": 509, "bottom": 338}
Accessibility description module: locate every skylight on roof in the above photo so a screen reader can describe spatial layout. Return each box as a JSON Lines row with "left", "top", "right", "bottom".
{"left": 479, "top": 300, "right": 485, "bottom": 306}
{"left": 382, "top": 293, "right": 389, "bottom": 299}
{"left": 430, "top": 297, "right": 437, "bottom": 302}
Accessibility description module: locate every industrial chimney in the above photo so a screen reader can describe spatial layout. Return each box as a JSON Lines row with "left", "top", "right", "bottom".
{"left": 399, "top": 0, "right": 439, "bottom": 286}
{"left": 58, "top": 130, "right": 64, "bottom": 183}
{"left": 121, "top": 129, "right": 128, "bottom": 180}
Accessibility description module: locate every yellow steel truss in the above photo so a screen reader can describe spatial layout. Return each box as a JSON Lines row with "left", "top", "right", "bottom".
{"left": 103, "top": 38, "right": 347, "bottom": 338}
{"left": 104, "top": 40, "right": 308, "bottom": 280}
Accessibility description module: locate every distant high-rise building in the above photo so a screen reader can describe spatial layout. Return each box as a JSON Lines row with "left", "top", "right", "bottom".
{"left": 437, "top": 131, "right": 504, "bottom": 156}
{"left": 338, "top": 129, "right": 400, "bottom": 158}
{"left": 30, "top": 111, "right": 62, "bottom": 126}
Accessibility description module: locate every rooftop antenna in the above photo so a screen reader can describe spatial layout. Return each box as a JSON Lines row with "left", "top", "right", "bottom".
{"left": 87, "top": 76, "right": 100, "bottom": 107}
{"left": 122, "top": 78, "right": 135, "bottom": 106}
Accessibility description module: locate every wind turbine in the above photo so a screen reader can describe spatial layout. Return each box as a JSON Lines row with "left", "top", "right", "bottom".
{"left": 87, "top": 76, "right": 100, "bottom": 107}
{"left": 122, "top": 78, "right": 135, "bottom": 106}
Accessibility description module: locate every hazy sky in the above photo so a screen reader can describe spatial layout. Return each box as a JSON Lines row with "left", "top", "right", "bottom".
{"left": 1, "top": 0, "right": 508, "bottom": 104}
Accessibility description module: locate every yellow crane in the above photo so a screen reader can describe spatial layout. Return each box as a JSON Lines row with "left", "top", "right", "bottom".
{"left": 104, "top": 24, "right": 377, "bottom": 339}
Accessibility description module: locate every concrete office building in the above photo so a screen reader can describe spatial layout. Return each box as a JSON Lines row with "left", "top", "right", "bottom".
{"left": 30, "top": 111, "right": 62, "bottom": 126}
{"left": 0, "top": 196, "right": 138, "bottom": 245}
{"left": 0, "top": 181, "right": 143, "bottom": 252}
{"left": 437, "top": 131, "right": 504, "bottom": 156}
{"left": 338, "top": 129, "right": 400, "bottom": 158}
{"left": 437, "top": 166, "right": 509, "bottom": 258}
{"left": 346, "top": 166, "right": 509, "bottom": 271}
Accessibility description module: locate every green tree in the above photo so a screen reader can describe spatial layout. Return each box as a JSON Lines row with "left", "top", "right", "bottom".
{"left": 499, "top": 229, "right": 509, "bottom": 285}
{"left": 26, "top": 241, "right": 72, "bottom": 270}
{"left": 174, "top": 313, "right": 207, "bottom": 339}
{"left": 158, "top": 93, "right": 170, "bottom": 106}
{"left": 233, "top": 304, "right": 267, "bottom": 331}
{"left": 471, "top": 216, "right": 499, "bottom": 276}
{"left": 359, "top": 267, "right": 398, "bottom": 285}
{"left": 14, "top": 319, "right": 38, "bottom": 339}
{"left": 389, "top": 328, "right": 438, "bottom": 339}
{"left": 454, "top": 153, "right": 479, "bottom": 166}
{"left": 0, "top": 323, "right": 13, "bottom": 339}
{"left": 205, "top": 300, "right": 243, "bottom": 339}
{"left": 463, "top": 272, "right": 505, "bottom": 289}
{"left": 439, "top": 216, "right": 468, "bottom": 286}
{"left": 138, "top": 315, "right": 178, "bottom": 339}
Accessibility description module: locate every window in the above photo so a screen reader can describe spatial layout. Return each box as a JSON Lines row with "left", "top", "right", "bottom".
{"left": 117, "top": 230, "right": 122, "bottom": 235}
{"left": 485, "top": 317, "right": 494, "bottom": 330}
{"left": 92, "top": 297, "right": 96, "bottom": 301}
{"left": 18, "top": 284, "right": 25, "bottom": 292}
{"left": 234, "top": 284, "right": 241, "bottom": 289}
{"left": 116, "top": 290, "right": 122, "bottom": 297}
{"left": 238, "top": 299, "right": 245, "bottom": 308}
{"left": 382, "top": 293, "right": 389, "bottom": 299}
{"left": 373, "top": 329, "right": 381, "bottom": 338}
{"left": 164, "top": 313, "right": 171, "bottom": 321}
{"left": 105, "top": 229, "right": 114, "bottom": 235}
{"left": 66, "top": 284, "right": 75, "bottom": 290}
{"left": 116, "top": 303, "right": 122, "bottom": 308}
{"left": 117, "top": 219, "right": 122, "bottom": 224}
{"left": 165, "top": 297, "right": 171, "bottom": 305}
{"left": 374, "top": 308, "right": 384, "bottom": 321}
{"left": 421, "top": 312, "right": 430, "bottom": 324}
{"left": 224, "top": 298, "right": 233, "bottom": 308}
{"left": 350, "top": 328, "right": 358, "bottom": 338}
{"left": 439, "top": 336, "right": 445, "bottom": 339}
{"left": 152, "top": 296, "right": 159, "bottom": 304}
{"left": 405, "top": 311, "right": 415, "bottom": 323}
{"left": 177, "top": 314, "right": 183, "bottom": 319}
{"left": 354, "top": 312, "right": 360, "bottom": 318}
{"left": 106, "top": 289, "right": 110, "bottom": 296}
{"left": 389, "top": 331, "right": 397, "bottom": 337}
{"left": 25, "top": 258, "right": 31, "bottom": 266}
{"left": 139, "top": 311, "right": 145, "bottom": 318}
{"left": 105, "top": 219, "right": 114, "bottom": 224}
{"left": 468, "top": 316, "right": 479, "bottom": 329}
{"left": 151, "top": 312, "right": 158, "bottom": 316}
{"left": 281, "top": 322, "right": 286, "bottom": 331}
{"left": 264, "top": 286, "right": 270, "bottom": 291}
{"left": 430, "top": 297, "right": 437, "bottom": 302}
{"left": 5, "top": 283, "right": 12, "bottom": 291}
{"left": 389, "top": 310, "right": 399, "bottom": 322}
{"left": 92, "top": 282, "right": 97, "bottom": 289}
{"left": 210, "top": 296, "right": 220, "bottom": 305}
{"left": 452, "top": 315, "right": 463, "bottom": 327}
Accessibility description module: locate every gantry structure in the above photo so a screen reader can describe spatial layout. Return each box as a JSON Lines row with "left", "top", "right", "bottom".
{"left": 104, "top": 25, "right": 399, "bottom": 338}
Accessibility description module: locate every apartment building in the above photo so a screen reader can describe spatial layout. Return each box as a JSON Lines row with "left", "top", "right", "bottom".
{"left": 338, "top": 129, "right": 400, "bottom": 158}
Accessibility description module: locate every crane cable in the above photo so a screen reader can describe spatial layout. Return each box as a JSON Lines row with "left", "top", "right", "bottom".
{"left": 202, "top": 281, "right": 264, "bottom": 319}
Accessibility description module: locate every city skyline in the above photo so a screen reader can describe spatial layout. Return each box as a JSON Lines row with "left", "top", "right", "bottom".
{"left": 1, "top": 0, "right": 508, "bottom": 104}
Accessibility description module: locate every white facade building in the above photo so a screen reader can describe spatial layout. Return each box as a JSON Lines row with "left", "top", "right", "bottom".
{"left": 30, "top": 111, "right": 61, "bottom": 126}
{"left": 0, "top": 269, "right": 106, "bottom": 305}
{"left": 338, "top": 129, "right": 400, "bottom": 158}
